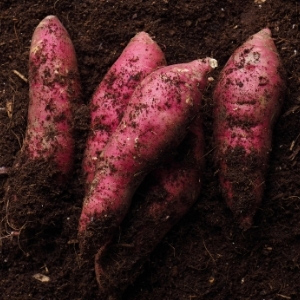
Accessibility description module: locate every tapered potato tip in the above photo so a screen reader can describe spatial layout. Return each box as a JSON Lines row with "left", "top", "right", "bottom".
{"left": 132, "top": 31, "right": 155, "bottom": 44}
{"left": 244, "top": 27, "right": 277, "bottom": 54}
{"left": 42, "top": 15, "right": 57, "bottom": 20}
{"left": 258, "top": 27, "right": 272, "bottom": 37}
{"left": 30, "top": 15, "right": 71, "bottom": 52}
{"left": 35, "top": 15, "right": 61, "bottom": 28}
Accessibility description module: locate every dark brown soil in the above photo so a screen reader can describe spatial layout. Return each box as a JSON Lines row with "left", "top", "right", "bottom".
{"left": 0, "top": 0, "right": 300, "bottom": 299}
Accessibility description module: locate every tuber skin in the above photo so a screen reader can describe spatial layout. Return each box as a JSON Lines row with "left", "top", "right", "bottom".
{"left": 213, "top": 28, "right": 286, "bottom": 229}
{"left": 23, "top": 15, "right": 81, "bottom": 177}
{"left": 2, "top": 16, "right": 80, "bottom": 237}
{"left": 82, "top": 32, "right": 166, "bottom": 188}
{"left": 78, "top": 58, "right": 217, "bottom": 251}
{"left": 94, "top": 114, "right": 205, "bottom": 297}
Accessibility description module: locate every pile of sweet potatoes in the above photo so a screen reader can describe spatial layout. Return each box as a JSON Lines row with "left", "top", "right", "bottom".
{"left": 2, "top": 15, "right": 286, "bottom": 298}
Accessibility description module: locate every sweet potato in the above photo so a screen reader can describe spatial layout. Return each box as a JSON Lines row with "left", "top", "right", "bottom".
{"left": 94, "top": 114, "right": 205, "bottom": 297}
{"left": 2, "top": 15, "right": 80, "bottom": 235}
{"left": 82, "top": 32, "right": 166, "bottom": 188}
{"left": 27, "top": 15, "right": 81, "bottom": 174}
{"left": 24, "top": 15, "right": 81, "bottom": 177}
{"left": 78, "top": 58, "right": 217, "bottom": 247}
{"left": 213, "top": 28, "right": 286, "bottom": 229}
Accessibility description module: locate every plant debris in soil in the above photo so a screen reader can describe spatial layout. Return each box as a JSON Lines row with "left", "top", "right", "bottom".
{"left": 0, "top": 0, "right": 300, "bottom": 299}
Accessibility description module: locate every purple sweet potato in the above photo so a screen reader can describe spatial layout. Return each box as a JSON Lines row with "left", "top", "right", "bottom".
{"left": 2, "top": 15, "right": 80, "bottom": 235}
{"left": 82, "top": 32, "right": 166, "bottom": 188}
{"left": 213, "top": 28, "right": 286, "bottom": 229}
{"left": 94, "top": 114, "right": 205, "bottom": 297}
{"left": 24, "top": 15, "right": 81, "bottom": 177}
{"left": 78, "top": 58, "right": 217, "bottom": 243}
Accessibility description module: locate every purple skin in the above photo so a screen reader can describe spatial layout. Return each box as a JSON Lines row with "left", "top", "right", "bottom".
{"left": 78, "top": 58, "right": 216, "bottom": 234}
{"left": 213, "top": 28, "right": 286, "bottom": 229}
{"left": 94, "top": 114, "right": 205, "bottom": 294}
{"left": 82, "top": 32, "right": 166, "bottom": 189}
{"left": 25, "top": 15, "right": 81, "bottom": 177}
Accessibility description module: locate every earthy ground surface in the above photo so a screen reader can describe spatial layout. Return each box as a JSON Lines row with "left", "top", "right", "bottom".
{"left": 0, "top": 0, "right": 300, "bottom": 299}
